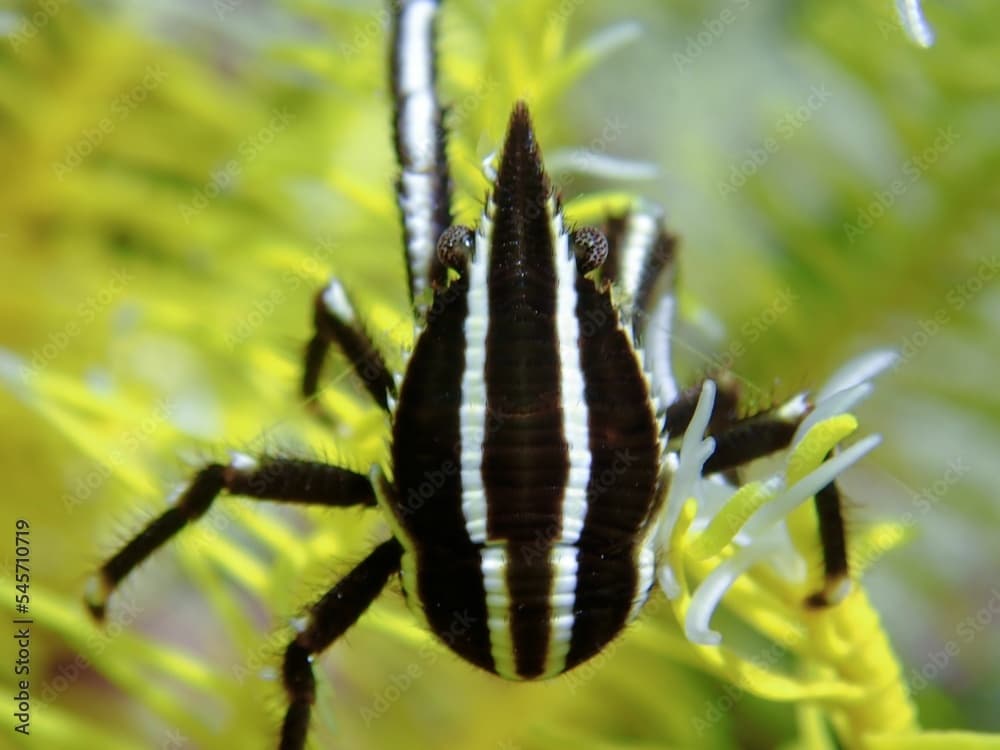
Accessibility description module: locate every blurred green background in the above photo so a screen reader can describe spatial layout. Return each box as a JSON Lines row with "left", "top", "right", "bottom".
{"left": 1, "top": 0, "right": 998, "bottom": 748}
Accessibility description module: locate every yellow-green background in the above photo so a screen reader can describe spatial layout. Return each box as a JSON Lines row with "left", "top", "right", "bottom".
{"left": 1, "top": 0, "right": 997, "bottom": 748}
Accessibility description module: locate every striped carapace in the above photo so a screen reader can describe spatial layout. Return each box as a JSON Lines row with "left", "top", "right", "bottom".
{"left": 85, "top": 1, "right": 870, "bottom": 748}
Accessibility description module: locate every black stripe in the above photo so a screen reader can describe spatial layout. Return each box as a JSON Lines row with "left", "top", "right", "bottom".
{"left": 804, "top": 476, "right": 849, "bottom": 609}
{"left": 702, "top": 416, "right": 798, "bottom": 475}
{"left": 564, "top": 552, "right": 638, "bottom": 671}
{"left": 480, "top": 103, "right": 567, "bottom": 676}
{"left": 391, "top": 271, "right": 495, "bottom": 672}
{"left": 600, "top": 213, "right": 628, "bottom": 287}
{"left": 575, "top": 276, "right": 660, "bottom": 541}
{"left": 415, "top": 546, "right": 494, "bottom": 673}
{"left": 507, "top": 542, "right": 552, "bottom": 678}
{"left": 815, "top": 479, "right": 848, "bottom": 580}
{"left": 568, "top": 274, "right": 659, "bottom": 668}
{"left": 391, "top": 274, "right": 470, "bottom": 545}
{"left": 663, "top": 377, "right": 740, "bottom": 437}
{"left": 481, "top": 104, "right": 568, "bottom": 543}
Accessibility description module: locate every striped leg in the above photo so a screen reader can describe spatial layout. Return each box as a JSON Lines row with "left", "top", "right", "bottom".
{"left": 85, "top": 454, "right": 377, "bottom": 621}
{"left": 302, "top": 281, "right": 397, "bottom": 416}
{"left": 391, "top": 0, "right": 453, "bottom": 307}
{"left": 666, "top": 383, "right": 850, "bottom": 606}
{"left": 280, "top": 539, "right": 402, "bottom": 750}
{"left": 804, "top": 480, "right": 848, "bottom": 607}
{"left": 301, "top": 0, "right": 447, "bottom": 414}
{"left": 600, "top": 207, "right": 679, "bottom": 409}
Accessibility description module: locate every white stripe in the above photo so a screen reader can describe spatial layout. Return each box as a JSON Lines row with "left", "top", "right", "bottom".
{"left": 399, "top": 93, "right": 436, "bottom": 173}
{"left": 459, "top": 213, "right": 492, "bottom": 543}
{"left": 645, "top": 292, "right": 678, "bottom": 406}
{"left": 629, "top": 542, "right": 656, "bottom": 623}
{"left": 321, "top": 278, "right": 355, "bottom": 322}
{"left": 620, "top": 211, "right": 658, "bottom": 309}
{"left": 542, "top": 545, "right": 579, "bottom": 677}
{"left": 399, "top": 170, "right": 436, "bottom": 300}
{"left": 481, "top": 544, "right": 517, "bottom": 678}
{"left": 551, "top": 205, "right": 592, "bottom": 544}
{"left": 397, "top": 1, "right": 435, "bottom": 96}
{"left": 396, "top": 0, "right": 441, "bottom": 300}
{"left": 227, "top": 451, "right": 258, "bottom": 473}
{"left": 544, "top": 204, "right": 589, "bottom": 675}
{"left": 482, "top": 543, "right": 581, "bottom": 680}
{"left": 619, "top": 209, "right": 678, "bottom": 407}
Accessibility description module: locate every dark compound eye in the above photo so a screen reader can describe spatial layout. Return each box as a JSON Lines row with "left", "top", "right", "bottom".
{"left": 436, "top": 225, "right": 475, "bottom": 270}
{"left": 571, "top": 227, "right": 609, "bottom": 274}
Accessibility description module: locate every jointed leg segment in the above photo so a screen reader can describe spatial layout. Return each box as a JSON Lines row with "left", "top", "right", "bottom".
{"left": 279, "top": 539, "right": 403, "bottom": 750}
{"left": 85, "top": 454, "right": 377, "bottom": 620}
{"left": 302, "top": 0, "right": 449, "bottom": 417}
{"left": 391, "top": 0, "right": 453, "bottom": 305}
{"left": 302, "top": 281, "right": 397, "bottom": 415}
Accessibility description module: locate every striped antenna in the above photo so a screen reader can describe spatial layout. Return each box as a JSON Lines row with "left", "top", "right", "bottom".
{"left": 391, "top": 0, "right": 454, "bottom": 309}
